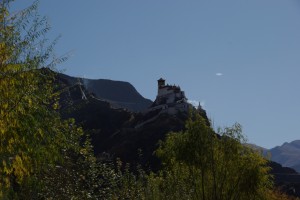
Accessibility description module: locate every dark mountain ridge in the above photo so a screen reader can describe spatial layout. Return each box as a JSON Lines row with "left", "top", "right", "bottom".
{"left": 58, "top": 73, "right": 152, "bottom": 112}
{"left": 54, "top": 70, "right": 208, "bottom": 170}
{"left": 53, "top": 70, "right": 300, "bottom": 197}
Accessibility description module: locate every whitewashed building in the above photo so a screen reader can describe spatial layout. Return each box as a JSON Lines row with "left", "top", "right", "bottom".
{"left": 148, "top": 78, "right": 191, "bottom": 115}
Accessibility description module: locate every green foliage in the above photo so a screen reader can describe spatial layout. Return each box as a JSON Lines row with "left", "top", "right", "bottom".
{"left": 101, "top": 113, "right": 278, "bottom": 200}
{"left": 0, "top": 1, "right": 128, "bottom": 199}
{"left": 0, "top": 1, "right": 81, "bottom": 198}
{"left": 25, "top": 138, "right": 119, "bottom": 200}
{"left": 110, "top": 159, "right": 148, "bottom": 200}
{"left": 152, "top": 113, "right": 273, "bottom": 200}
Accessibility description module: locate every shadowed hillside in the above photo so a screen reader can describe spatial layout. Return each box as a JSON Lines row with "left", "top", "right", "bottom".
{"left": 53, "top": 70, "right": 300, "bottom": 197}
{"left": 58, "top": 73, "right": 152, "bottom": 112}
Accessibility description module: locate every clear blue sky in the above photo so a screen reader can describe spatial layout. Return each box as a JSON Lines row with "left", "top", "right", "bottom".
{"left": 12, "top": 0, "right": 300, "bottom": 149}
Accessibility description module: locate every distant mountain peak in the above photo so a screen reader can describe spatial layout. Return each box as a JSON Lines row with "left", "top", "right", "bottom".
{"left": 268, "top": 140, "right": 300, "bottom": 173}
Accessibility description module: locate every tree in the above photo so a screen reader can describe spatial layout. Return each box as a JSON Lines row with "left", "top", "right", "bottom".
{"left": 0, "top": 1, "right": 82, "bottom": 198}
{"left": 153, "top": 113, "right": 273, "bottom": 200}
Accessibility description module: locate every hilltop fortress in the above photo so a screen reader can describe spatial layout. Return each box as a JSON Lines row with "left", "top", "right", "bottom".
{"left": 148, "top": 78, "right": 191, "bottom": 115}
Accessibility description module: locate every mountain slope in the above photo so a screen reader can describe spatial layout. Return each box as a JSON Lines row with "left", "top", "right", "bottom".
{"left": 54, "top": 71, "right": 210, "bottom": 170}
{"left": 58, "top": 73, "right": 152, "bottom": 112}
{"left": 269, "top": 140, "right": 300, "bottom": 173}
{"left": 54, "top": 70, "right": 300, "bottom": 197}
{"left": 247, "top": 141, "right": 300, "bottom": 173}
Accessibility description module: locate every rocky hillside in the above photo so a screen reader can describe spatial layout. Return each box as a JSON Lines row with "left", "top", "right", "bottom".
{"left": 54, "top": 70, "right": 209, "bottom": 170}
{"left": 58, "top": 73, "right": 152, "bottom": 112}
{"left": 53, "top": 70, "right": 300, "bottom": 197}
